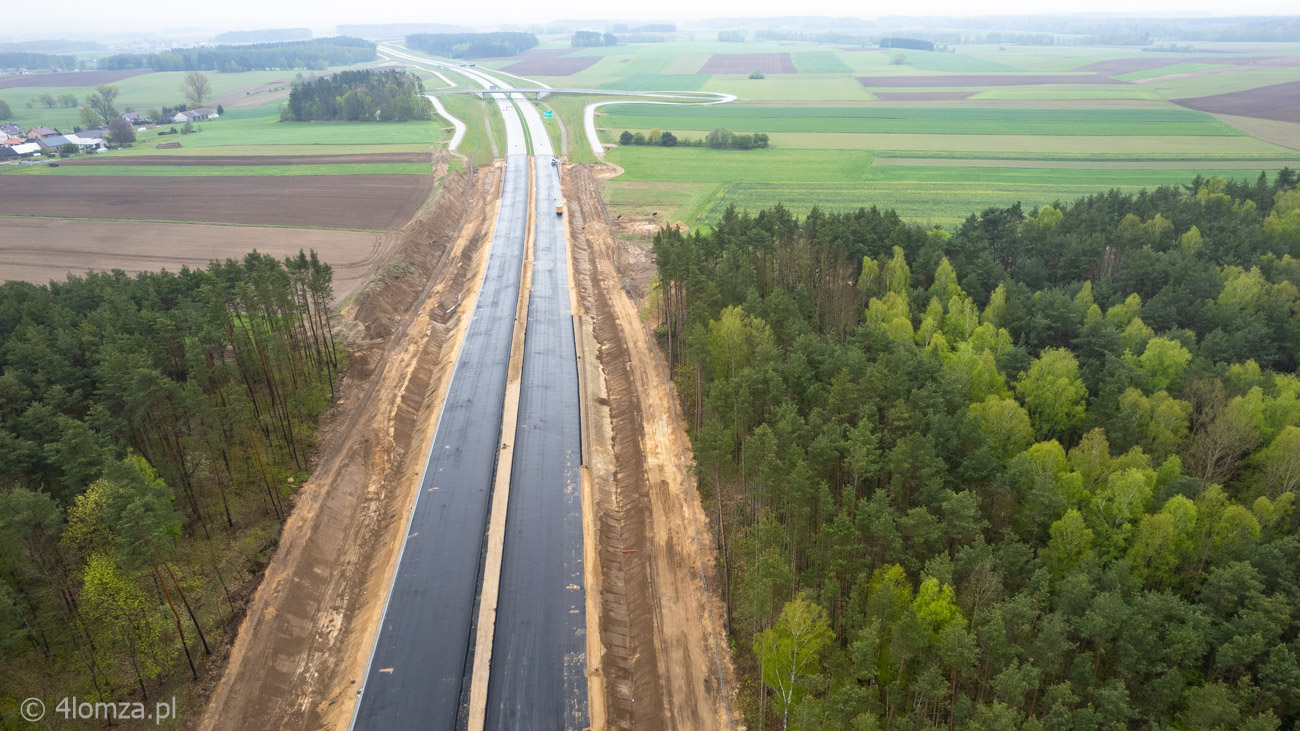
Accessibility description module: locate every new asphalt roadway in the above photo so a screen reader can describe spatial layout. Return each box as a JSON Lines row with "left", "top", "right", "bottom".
{"left": 484, "top": 152, "right": 587, "bottom": 727}
{"left": 354, "top": 53, "right": 589, "bottom": 729}
{"left": 351, "top": 147, "right": 529, "bottom": 728}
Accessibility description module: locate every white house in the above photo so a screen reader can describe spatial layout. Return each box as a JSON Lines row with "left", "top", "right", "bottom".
{"left": 171, "top": 107, "right": 219, "bottom": 124}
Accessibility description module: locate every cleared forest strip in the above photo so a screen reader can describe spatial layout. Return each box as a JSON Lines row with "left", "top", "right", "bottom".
{"left": 197, "top": 163, "right": 503, "bottom": 730}
{"left": 563, "top": 163, "right": 737, "bottom": 729}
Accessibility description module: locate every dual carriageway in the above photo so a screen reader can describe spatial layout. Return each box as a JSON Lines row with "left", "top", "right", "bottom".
{"left": 352, "top": 49, "right": 588, "bottom": 730}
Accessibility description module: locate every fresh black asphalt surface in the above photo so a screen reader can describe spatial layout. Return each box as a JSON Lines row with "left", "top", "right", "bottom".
{"left": 485, "top": 159, "right": 587, "bottom": 729}
{"left": 352, "top": 152, "right": 529, "bottom": 729}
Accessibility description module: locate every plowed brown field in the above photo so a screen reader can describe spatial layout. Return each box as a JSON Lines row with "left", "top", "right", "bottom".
{"left": 0, "top": 69, "right": 151, "bottom": 88}
{"left": 1075, "top": 56, "right": 1300, "bottom": 75}
{"left": 0, "top": 174, "right": 434, "bottom": 229}
{"left": 1175, "top": 80, "right": 1300, "bottom": 123}
{"left": 59, "top": 153, "right": 430, "bottom": 166}
{"left": 0, "top": 218, "right": 398, "bottom": 302}
{"left": 502, "top": 49, "right": 600, "bottom": 76}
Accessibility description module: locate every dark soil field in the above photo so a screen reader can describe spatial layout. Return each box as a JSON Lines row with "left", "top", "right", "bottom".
{"left": 701, "top": 53, "right": 797, "bottom": 75}
{"left": 59, "top": 153, "right": 430, "bottom": 167}
{"left": 1174, "top": 80, "right": 1300, "bottom": 123}
{"left": 0, "top": 70, "right": 152, "bottom": 89}
{"left": 0, "top": 174, "right": 435, "bottom": 229}
{"left": 858, "top": 74, "right": 1119, "bottom": 87}
{"left": 502, "top": 49, "right": 600, "bottom": 76}
{"left": 1075, "top": 56, "right": 1300, "bottom": 75}
{"left": 874, "top": 91, "right": 977, "bottom": 101}
{"left": 0, "top": 218, "right": 398, "bottom": 302}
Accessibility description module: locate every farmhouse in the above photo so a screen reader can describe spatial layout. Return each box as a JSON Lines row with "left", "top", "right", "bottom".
{"left": 0, "top": 123, "right": 22, "bottom": 137}
{"left": 38, "top": 134, "right": 105, "bottom": 152}
{"left": 171, "top": 108, "right": 219, "bottom": 123}
{"left": 120, "top": 112, "right": 148, "bottom": 124}
{"left": 0, "top": 142, "right": 41, "bottom": 158}
{"left": 26, "top": 126, "right": 58, "bottom": 139}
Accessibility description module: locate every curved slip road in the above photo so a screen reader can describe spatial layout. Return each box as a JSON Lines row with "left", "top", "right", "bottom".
{"left": 351, "top": 151, "right": 530, "bottom": 729}
{"left": 426, "top": 94, "right": 467, "bottom": 151}
{"left": 583, "top": 92, "right": 737, "bottom": 159}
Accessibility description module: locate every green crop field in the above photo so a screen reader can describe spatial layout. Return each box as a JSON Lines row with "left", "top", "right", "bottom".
{"left": 599, "top": 104, "right": 1242, "bottom": 136}
{"left": 607, "top": 146, "right": 875, "bottom": 183}
{"left": 88, "top": 107, "right": 440, "bottom": 157}
{"left": 603, "top": 130, "right": 1293, "bottom": 156}
{"left": 791, "top": 52, "right": 853, "bottom": 74}
{"left": 0, "top": 66, "right": 365, "bottom": 130}
{"left": 692, "top": 166, "right": 1294, "bottom": 227}
{"left": 895, "top": 51, "right": 1018, "bottom": 72}
{"left": 597, "top": 75, "right": 710, "bottom": 91}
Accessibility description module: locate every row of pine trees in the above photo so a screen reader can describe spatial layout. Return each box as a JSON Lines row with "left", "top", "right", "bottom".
{"left": 654, "top": 173, "right": 1300, "bottom": 729}
{"left": 0, "top": 251, "right": 341, "bottom": 716}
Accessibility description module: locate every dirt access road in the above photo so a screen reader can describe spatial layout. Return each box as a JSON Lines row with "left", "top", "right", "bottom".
{"left": 564, "top": 163, "right": 737, "bottom": 730}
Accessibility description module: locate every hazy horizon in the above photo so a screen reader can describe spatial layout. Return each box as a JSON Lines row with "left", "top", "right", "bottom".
{"left": 5, "top": 4, "right": 1300, "bottom": 42}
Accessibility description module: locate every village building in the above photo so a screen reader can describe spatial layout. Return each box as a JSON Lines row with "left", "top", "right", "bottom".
{"left": 38, "top": 133, "right": 106, "bottom": 152}
{"left": 0, "top": 142, "right": 42, "bottom": 159}
{"left": 171, "top": 107, "right": 219, "bottom": 123}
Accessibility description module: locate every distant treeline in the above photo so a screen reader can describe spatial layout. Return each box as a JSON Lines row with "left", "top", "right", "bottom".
{"left": 881, "top": 14, "right": 1300, "bottom": 43}
{"left": 283, "top": 69, "right": 431, "bottom": 122}
{"left": 0, "top": 52, "right": 77, "bottom": 69}
{"left": 753, "top": 30, "right": 875, "bottom": 45}
{"left": 619, "top": 127, "right": 770, "bottom": 149}
{"left": 573, "top": 30, "right": 618, "bottom": 47}
{"left": 405, "top": 32, "right": 538, "bottom": 59}
{"left": 337, "top": 23, "right": 467, "bottom": 39}
{"left": 880, "top": 37, "right": 936, "bottom": 51}
{"left": 0, "top": 39, "right": 101, "bottom": 54}
{"left": 213, "top": 28, "right": 312, "bottom": 44}
{"left": 99, "top": 37, "right": 375, "bottom": 72}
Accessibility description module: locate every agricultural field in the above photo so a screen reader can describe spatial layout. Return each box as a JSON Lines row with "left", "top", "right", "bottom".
{"left": 484, "top": 37, "right": 1300, "bottom": 229}
{"left": 0, "top": 62, "right": 448, "bottom": 290}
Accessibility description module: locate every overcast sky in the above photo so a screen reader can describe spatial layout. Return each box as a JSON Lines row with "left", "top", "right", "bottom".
{"left": 6, "top": 1, "right": 1300, "bottom": 40}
